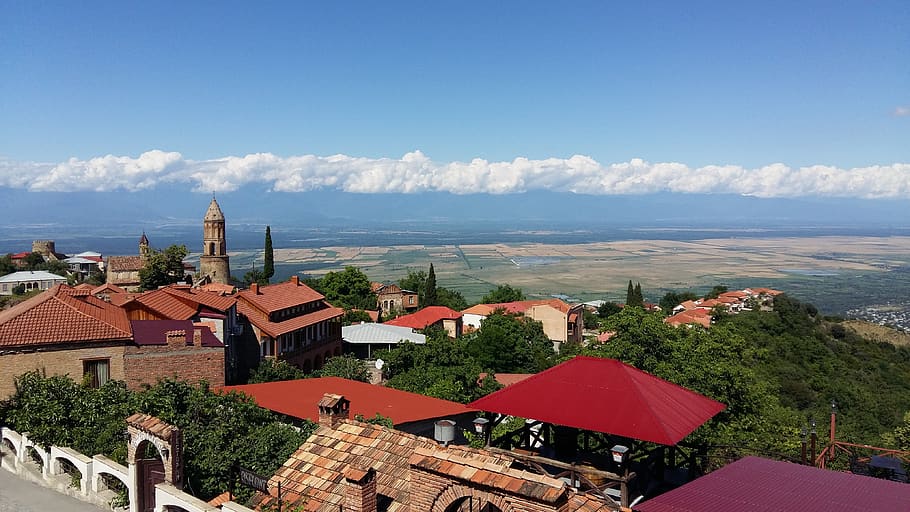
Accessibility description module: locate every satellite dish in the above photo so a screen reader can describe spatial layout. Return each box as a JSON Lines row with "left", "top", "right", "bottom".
{"left": 375, "top": 359, "right": 385, "bottom": 370}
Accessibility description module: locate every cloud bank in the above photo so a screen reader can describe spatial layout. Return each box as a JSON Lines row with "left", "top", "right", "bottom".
{"left": 1, "top": 150, "right": 909, "bottom": 199}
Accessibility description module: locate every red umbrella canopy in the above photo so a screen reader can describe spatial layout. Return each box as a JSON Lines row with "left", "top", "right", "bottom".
{"left": 467, "top": 356, "right": 725, "bottom": 446}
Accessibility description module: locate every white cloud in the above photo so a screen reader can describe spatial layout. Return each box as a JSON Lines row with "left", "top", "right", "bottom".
{"left": 1, "top": 151, "right": 909, "bottom": 199}
{"left": 894, "top": 106, "right": 910, "bottom": 117}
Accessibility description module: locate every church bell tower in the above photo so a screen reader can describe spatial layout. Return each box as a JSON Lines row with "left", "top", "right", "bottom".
{"left": 199, "top": 197, "right": 231, "bottom": 284}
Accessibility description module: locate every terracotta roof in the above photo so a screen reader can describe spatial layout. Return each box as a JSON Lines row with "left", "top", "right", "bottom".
{"left": 207, "top": 491, "right": 233, "bottom": 507}
{"left": 92, "top": 282, "right": 127, "bottom": 295}
{"left": 73, "top": 283, "right": 95, "bottom": 290}
{"left": 127, "top": 412, "right": 178, "bottom": 439}
{"left": 385, "top": 306, "right": 462, "bottom": 329}
{"left": 0, "top": 285, "right": 132, "bottom": 347}
{"left": 636, "top": 456, "right": 910, "bottom": 512}
{"left": 466, "top": 299, "right": 575, "bottom": 316}
{"left": 252, "top": 419, "right": 515, "bottom": 512}
{"left": 409, "top": 447, "right": 566, "bottom": 502}
{"left": 468, "top": 356, "right": 725, "bottom": 446}
{"left": 108, "top": 255, "right": 144, "bottom": 272}
{"left": 198, "top": 282, "right": 236, "bottom": 295}
{"left": 596, "top": 331, "right": 616, "bottom": 343}
{"left": 236, "top": 277, "right": 326, "bottom": 314}
{"left": 124, "top": 285, "right": 236, "bottom": 320}
{"left": 462, "top": 304, "right": 495, "bottom": 316}
{"left": 237, "top": 301, "right": 343, "bottom": 338}
{"left": 478, "top": 373, "right": 534, "bottom": 387}
{"left": 222, "top": 377, "right": 473, "bottom": 426}
{"left": 665, "top": 310, "right": 712, "bottom": 328}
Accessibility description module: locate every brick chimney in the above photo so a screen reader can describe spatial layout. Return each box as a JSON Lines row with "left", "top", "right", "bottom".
{"left": 166, "top": 330, "right": 187, "bottom": 347}
{"left": 317, "top": 393, "right": 350, "bottom": 427}
{"left": 250, "top": 282, "right": 259, "bottom": 294}
{"left": 192, "top": 328, "right": 202, "bottom": 346}
{"left": 344, "top": 466, "right": 377, "bottom": 512}
{"left": 291, "top": 275, "right": 299, "bottom": 286}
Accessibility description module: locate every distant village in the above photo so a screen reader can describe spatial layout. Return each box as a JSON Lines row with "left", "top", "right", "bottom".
{"left": 1, "top": 199, "right": 908, "bottom": 512}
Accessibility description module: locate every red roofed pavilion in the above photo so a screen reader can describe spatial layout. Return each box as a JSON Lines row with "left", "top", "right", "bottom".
{"left": 468, "top": 356, "right": 725, "bottom": 446}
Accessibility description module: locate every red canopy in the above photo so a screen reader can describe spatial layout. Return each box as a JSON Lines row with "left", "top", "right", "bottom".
{"left": 467, "top": 356, "right": 725, "bottom": 446}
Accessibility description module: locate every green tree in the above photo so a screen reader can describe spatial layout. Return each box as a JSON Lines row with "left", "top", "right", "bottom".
{"left": 583, "top": 310, "right": 599, "bottom": 329}
{"left": 481, "top": 284, "right": 526, "bottom": 304}
{"left": 248, "top": 359, "right": 304, "bottom": 383}
{"left": 243, "top": 267, "right": 268, "bottom": 286}
{"left": 139, "top": 244, "right": 188, "bottom": 290}
{"left": 633, "top": 282, "right": 644, "bottom": 306}
{"left": 465, "top": 312, "right": 554, "bottom": 373}
{"left": 319, "top": 266, "right": 376, "bottom": 310}
{"left": 0, "top": 254, "right": 16, "bottom": 276}
{"left": 263, "top": 225, "right": 275, "bottom": 281}
{"left": 383, "top": 337, "right": 493, "bottom": 403}
{"left": 399, "top": 270, "right": 427, "bottom": 302}
{"left": 597, "top": 301, "right": 622, "bottom": 318}
{"left": 23, "top": 252, "right": 45, "bottom": 269}
{"left": 436, "top": 287, "right": 468, "bottom": 311}
{"left": 425, "top": 263, "right": 438, "bottom": 306}
{"left": 343, "top": 309, "right": 373, "bottom": 325}
{"left": 36, "top": 259, "right": 71, "bottom": 278}
{"left": 626, "top": 280, "right": 635, "bottom": 305}
{"left": 316, "top": 354, "right": 371, "bottom": 382}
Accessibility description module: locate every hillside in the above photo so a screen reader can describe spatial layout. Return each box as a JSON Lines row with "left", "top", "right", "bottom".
{"left": 843, "top": 319, "right": 910, "bottom": 347}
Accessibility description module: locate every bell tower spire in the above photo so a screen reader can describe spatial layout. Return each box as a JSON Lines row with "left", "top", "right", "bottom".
{"left": 199, "top": 197, "right": 231, "bottom": 284}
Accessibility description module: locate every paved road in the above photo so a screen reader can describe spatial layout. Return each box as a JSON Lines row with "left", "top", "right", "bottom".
{"left": 0, "top": 468, "right": 105, "bottom": 512}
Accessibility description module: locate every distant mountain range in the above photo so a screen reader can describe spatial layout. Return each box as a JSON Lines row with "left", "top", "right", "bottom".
{"left": 1, "top": 186, "right": 907, "bottom": 255}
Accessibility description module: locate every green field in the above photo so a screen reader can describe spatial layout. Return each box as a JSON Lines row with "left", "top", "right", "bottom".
{"left": 230, "top": 236, "right": 910, "bottom": 314}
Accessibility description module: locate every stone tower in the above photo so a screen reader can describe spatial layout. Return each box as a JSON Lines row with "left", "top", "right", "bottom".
{"left": 139, "top": 232, "right": 151, "bottom": 263}
{"left": 199, "top": 198, "right": 231, "bottom": 284}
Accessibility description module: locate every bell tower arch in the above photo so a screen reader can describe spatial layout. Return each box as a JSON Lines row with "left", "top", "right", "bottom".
{"left": 199, "top": 197, "right": 231, "bottom": 284}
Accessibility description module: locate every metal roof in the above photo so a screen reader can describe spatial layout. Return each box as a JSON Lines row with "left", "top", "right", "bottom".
{"left": 468, "top": 356, "right": 725, "bottom": 446}
{"left": 635, "top": 456, "right": 910, "bottom": 512}
{"left": 342, "top": 323, "right": 426, "bottom": 344}
{"left": 0, "top": 270, "right": 68, "bottom": 283}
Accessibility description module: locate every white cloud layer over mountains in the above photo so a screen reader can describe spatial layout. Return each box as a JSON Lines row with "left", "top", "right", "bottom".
{"left": 1, "top": 150, "right": 908, "bottom": 199}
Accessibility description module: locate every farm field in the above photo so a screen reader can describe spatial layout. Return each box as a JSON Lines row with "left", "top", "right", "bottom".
{"left": 232, "top": 236, "right": 910, "bottom": 315}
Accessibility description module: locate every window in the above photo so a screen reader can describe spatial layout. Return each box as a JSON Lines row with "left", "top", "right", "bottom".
{"left": 409, "top": 296, "right": 415, "bottom": 305}
{"left": 83, "top": 359, "right": 110, "bottom": 388}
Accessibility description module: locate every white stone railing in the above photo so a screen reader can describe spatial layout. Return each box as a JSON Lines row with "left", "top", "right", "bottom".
{"left": 1, "top": 426, "right": 254, "bottom": 512}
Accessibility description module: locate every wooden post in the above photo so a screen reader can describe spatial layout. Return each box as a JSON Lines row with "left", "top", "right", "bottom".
{"left": 829, "top": 402, "right": 837, "bottom": 462}
{"left": 620, "top": 469, "right": 629, "bottom": 509}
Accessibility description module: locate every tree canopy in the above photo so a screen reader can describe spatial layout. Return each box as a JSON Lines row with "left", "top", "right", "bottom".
{"left": 316, "top": 266, "right": 376, "bottom": 310}
{"left": 248, "top": 359, "right": 304, "bottom": 383}
{"left": 464, "top": 312, "right": 555, "bottom": 374}
{"left": 481, "top": 284, "right": 526, "bottom": 304}
{"left": 139, "top": 244, "right": 189, "bottom": 290}
{"left": 425, "top": 263, "right": 438, "bottom": 306}
{"left": 316, "top": 354, "right": 371, "bottom": 382}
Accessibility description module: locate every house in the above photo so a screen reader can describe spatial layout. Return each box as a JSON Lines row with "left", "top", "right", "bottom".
{"left": 106, "top": 233, "right": 151, "bottom": 291}
{"left": 635, "top": 456, "right": 910, "bottom": 512}
{"left": 235, "top": 276, "right": 344, "bottom": 373}
{"left": 112, "top": 284, "right": 246, "bottom": 383}
{"left": 371, "top": 282, "right": 419, "bottom": 313}
{"left": 462, "top": 299, "right": 585, "bottom": 346}
{"left": 0, "top": 270, "right": 68, "bottom": 295}
{"left": 386, "top": 305, "right": 463, "bottom": 338}
{"left": 0, "top": 284, "right": 132, "bottom": 397}
{"left": 223, "top": 377, "right": 475, "bottom": 437}
{"left": 249, "top": 397, "right": 617, "bottom": 512}
{"left": 0, "top": 285, "right": 233, "bottom": 397}
{"left": 341, "top": 322, "right": 425, "bottom": 359}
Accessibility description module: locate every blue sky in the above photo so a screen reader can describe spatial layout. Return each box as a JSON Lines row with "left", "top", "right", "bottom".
{"left": 1, "top": 1, "right": 908, "bottom": 199}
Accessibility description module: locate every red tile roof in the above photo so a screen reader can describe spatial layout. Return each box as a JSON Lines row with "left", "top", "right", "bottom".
{"left": 385, "top": 306, "right": 462, "bottom": 329}
{"left": 468, "top": 356, "right": 725, "bottom": 446}
{"left": 635, "top": 456, "right": 910, "bottom": 512}
{"left": 252, "top": 420, "right": 517, "bottom": 512}
{"left": 222, "top": 376, "right": 473, "bottom": 426}
{"left": 665, "top": 310, "right": 712, "bottom": 328}
{"left": 236, "top": 277, "right": 325, "bottom": 314}
{"left": 198, "top": 282, "right": 236, "bottom": 295}
{"left": 479, "top": 372, "right": 535, "bottom": 387}
{"left": 91, "top": 282, "right": 127, "bottom": 295}
{"left": 237, "top": 301, "right": 343, "bottom": 338}
{"left": 107, "top": 255, "right": 144, "bottom": 272}
{"left": 120, "top": 285, "right": 236, "bottom": 320}
{"left": 0, "top": 285, "right": 132, "bottom": 347}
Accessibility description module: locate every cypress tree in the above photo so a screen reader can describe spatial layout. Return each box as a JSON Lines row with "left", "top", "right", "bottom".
{"left": 634, "top": 282, "right": 644, "bottom": 307}
{"left": 626, "top": 280, "right": 635, "bottom": 305}
{"left": 425, "top": 263, "right": 438, "bottom": 307}
{"left": 263, "top": 225, "right": 274, "bottom": 281}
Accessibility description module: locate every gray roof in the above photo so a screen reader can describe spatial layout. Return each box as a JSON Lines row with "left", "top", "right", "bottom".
{"left": 341, "top": 323, "right": 426, "bottom": 345}
{"left": 0, "top": 271, "right": 68, "bottom": 283}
